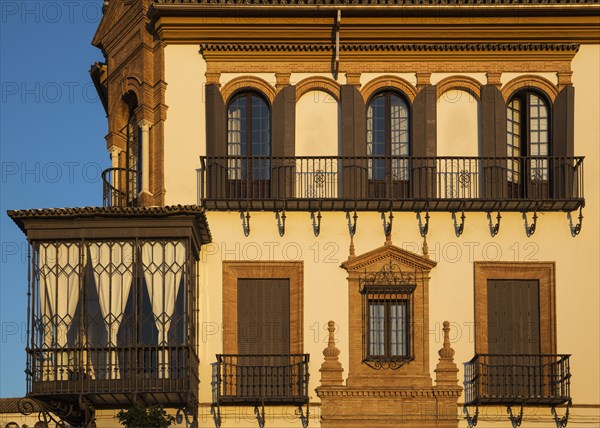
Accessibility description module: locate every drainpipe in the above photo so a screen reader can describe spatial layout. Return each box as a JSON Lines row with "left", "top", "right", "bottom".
{"left": 335, "top": 9, "right": 341, "bottom": 78}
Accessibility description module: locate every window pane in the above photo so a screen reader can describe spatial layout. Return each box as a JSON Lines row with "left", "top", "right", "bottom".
{"left": 367, "top": 96, "right": 386, "bottom": 180}
{"left": 251, "top": 95, "right": 271, "bottom": 180}
{"left": 528, "top": 94, "right": 549, "bottom": 181}
{"left": 227, "top": 96, "right": 246, "bottom": 180}
{"left": 506, "top": 99, "right": 521, "bottom": 183}
{"left": 369, "top": 303, "right": 385, "bottom": 356}
{"left": 390, "top": 303, "right": 408, "bottom": 356}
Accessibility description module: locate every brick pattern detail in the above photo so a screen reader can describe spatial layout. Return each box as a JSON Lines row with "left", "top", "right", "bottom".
{"left": 221, "top": 76, "right": 277, "bottom": 104}
{"left": 436, "top": 75, "right": 482, "bottom": 101}
{"left": 296, "top": 76, "right": 341, "bottom": 102}
{"left": 501, "top": 74, "right": 559, "bottom": 102}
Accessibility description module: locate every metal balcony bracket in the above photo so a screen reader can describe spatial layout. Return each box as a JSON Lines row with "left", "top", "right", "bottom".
{"left": 416, "top": 211, "right": 430, "bottom": 237}
{"left": 551, "top": 399, "right": 572, "bottom": 428}
{"left": 210, "top": 404, "right": 222, "bottom": 428}
{"left": 296, "top": 403, "right": 310, "bottom": 428}
{"left": 487, "top": 211, "right": 502, "bottom": 238}
{"left": 276, "top": 210, "right": 286, "bottom": 237}
{"left": 568, "top": 206, "right": 583, "bottom": 237}
{"left": 507, "top": 403, "right": 525, "bottom": 428}
{"left": 310, "top": 211, "right": 322, "bottom": 237}
{"left": 463, "top": 405, "right": 479, "bottom": 428}
{"left": 522, "top": 210, "right": 538, "bottom": 237}
{"left": 381, "top": 210, "right": 394, "bottom": 237}
{"left": 177, "top": 407, "right": 197, "bottom": 428}
{"left": 240, "top": 210, "right": 251, "bottom": 237}
{"left": 346, "top": 210, "right": 358, "bottom": 237}
{"left": 254, "top": 404, "right": 266, "bottom": 428}
{"left": 452, "top": 209, "right": 466, "bottom": 237}
{"left": 18, "top": 396, "right": 92, "bottom": 428}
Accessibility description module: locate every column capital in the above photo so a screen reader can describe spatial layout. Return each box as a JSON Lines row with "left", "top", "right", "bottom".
{"left": 138, "top": 119, "right": 152, "bottom": 131}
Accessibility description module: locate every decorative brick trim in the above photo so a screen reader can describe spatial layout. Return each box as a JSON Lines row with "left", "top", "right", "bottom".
{"left": 473, "top": 261, "right": 557, "bottom": 355}
{"left": 295, "top": 76, "right": 341, "bottom": 102}
{"left": 222, "top": 261, "right": 304, "bottom": 355}
{"left": 221, "top": 75, "right": 277, "bottom": 104}
{"left": 502, "top": 74, "right": 559, "bottom": 102}
{"left": 361, "top": 75, "right": 418, "bottom": 103}
{"left": 436, "top": 75, "right": 482, "bottom": 101}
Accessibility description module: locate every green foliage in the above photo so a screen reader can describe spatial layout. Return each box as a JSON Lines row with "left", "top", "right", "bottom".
{"left": 116, "top": 401, "right": 176, "bottom": 428}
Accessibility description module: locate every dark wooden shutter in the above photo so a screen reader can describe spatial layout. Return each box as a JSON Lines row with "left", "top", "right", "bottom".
{"left": 237, "top": 279, "right": 290, "bottom": 355}
{"left": 411, "top": 86, "right": 437, "bottom": 199}
{"left": 552, "top": 86, "right": 575, "bottom": 198}
{"left": 237, "top": 279, "right": 291, "bottom": 400}
{"left": 487, "top": 280, "right": 540, "bottom": 355}
{"left": 271, "top": 86, "right": 296, "bottom": 198}
{"left": 205, "top": 84, "right": 227, "bottom": 198}
{"left": 480, "top": 85, "right": 508, "bottom": 199}
{"left": 487, "top": 280, "right": 541, "bottom": 399}
{"left": 340, "top": 85, "right": 367, "bottom": 199}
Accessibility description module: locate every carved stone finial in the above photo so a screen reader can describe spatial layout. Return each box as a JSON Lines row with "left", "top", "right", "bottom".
{"left": 323, "top": 321, "right": 340, "bottom": 358}
{"left": 349, "top": 236, "right": 356, "bottom": 259}
{"left": 319, "top": 320, "right": 344, "bottom": 386}
{"left": 385, "top": 233, "right": 392, "bottom": 246}
{"left": 438, "top": 321, "right": 455, "bottom": 359}
{"left": 435, "top": 321, "right": 459, "bottom": 387}
{"left": 422, "top": 235, "right": 429, "bottom": 258}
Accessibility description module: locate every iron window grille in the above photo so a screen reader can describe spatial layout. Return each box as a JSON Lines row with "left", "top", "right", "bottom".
{"left": 359, "top": 260, "right": 420, "bottom": 370}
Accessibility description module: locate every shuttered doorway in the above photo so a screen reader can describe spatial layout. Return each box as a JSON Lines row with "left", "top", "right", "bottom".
{"left": 237, "top": 279, "right": 291, "bottom": 401}
{"left": 487, "top": 280, "right": 541, "bottom": 400}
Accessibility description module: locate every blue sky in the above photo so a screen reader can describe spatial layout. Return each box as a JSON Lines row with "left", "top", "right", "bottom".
{"left": 0, "top": 0, "right": 108, "bottom": 397}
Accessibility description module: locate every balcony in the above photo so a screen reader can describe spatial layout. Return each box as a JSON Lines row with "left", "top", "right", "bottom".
{"left": 29, "top": 345, "right": 198, "bottom": 408}
{"left": 8, "top": 206, "right": 211, "bottom": 426}
{"left": 102, "top": 167, "right": 140, "bottom": 207}
{"left": 198, "top": 156, "right": 584, "bottom": 212}
{"left": 211, "top": 354, "right": 310, "bottom": 427}
{"left": 463, "top": 354, "right": 571, "bottom": 407}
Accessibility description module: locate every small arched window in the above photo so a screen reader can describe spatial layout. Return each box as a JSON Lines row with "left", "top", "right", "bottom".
{"left": 123, "top": 91, "right": 141, "bottom": 201}
{"left": 366, "top": 91, "right": 410, "bottom": 198}
{"left": 507, "top": 90, "right": 550, "bottom": 198}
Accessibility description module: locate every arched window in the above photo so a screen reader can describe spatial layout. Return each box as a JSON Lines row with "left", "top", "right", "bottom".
{"left": 227, "top": 91, "right": 271, "bottom": 197}
{"left": 507, "top": 90, "right": 550, "bottom": 198}
{"left": 367, "top": 91, "right": 410, "bottom": 198}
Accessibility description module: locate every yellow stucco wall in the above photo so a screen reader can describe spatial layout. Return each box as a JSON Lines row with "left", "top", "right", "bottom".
{"left": 161, "top": 44, "right": 600, "bottom": 426}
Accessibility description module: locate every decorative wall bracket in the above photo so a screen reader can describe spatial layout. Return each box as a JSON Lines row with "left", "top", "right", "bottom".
{"left": 346, "top": 210, "right": 358, "bottom": 237}
{"left": 310, "top": 211, "right": 322, "bottom": 237}
{"left": 567, "top": 207, "right": 583, "bottom": 237}
{"left": 452, "top": 209, "right": 466, "bottom": 237}
{"left": 18, "top": 396, "right": 94, "bottom": 428}
{"left": 176, "top": 406, "right": 198, "bottom": 428}
{"left": 296, "top": 403, "right": 310, "bottom": 428}
{"left": 507, "top": 403, "right": 525, "bottom": 428}
{"left": 254, "top": 404, "right": 266, "bottom": 428}
{"left": 210, "top": 403, "right": 221, "bottom": 428}
{"left": 416, "top": 211, "right": 430, "bottom": 237}
{"left": 551, "top": 399, "right": 572, "bottom": 428}
{"left": 522, "top": 210, "right": 538, "bottom": 237}
{"left": 381, "top": 210, "right": 394, "bottom": 236}
{"left": 463, "top": 405, "right": 479, "bottom": 428}
{"left": 275, "top": 210, "right": 286, "bottom": 237}
{"left": 240, "top": 210, "right": 251, "bottom": 237}
{"left": 487, "top": 211, "right": 502, "bottom": 237}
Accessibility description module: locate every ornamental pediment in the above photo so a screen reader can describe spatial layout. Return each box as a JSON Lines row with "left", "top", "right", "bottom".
{"left": 341, "top": 241, "right": 436, "bottom": 273}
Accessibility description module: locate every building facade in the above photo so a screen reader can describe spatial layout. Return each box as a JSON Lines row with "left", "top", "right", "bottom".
{"left": 5, "top": 1, "right": 600, "bottom": 427}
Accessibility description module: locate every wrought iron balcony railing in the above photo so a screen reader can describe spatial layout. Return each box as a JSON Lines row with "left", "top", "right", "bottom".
{"left": 463, "top": 354, "right": 571, "bottom": 407}
{"left": 197, "top": 156, "right": 584, "bottom": 212}
{"left": 28, "top": 345, "right": 199, "bottom": 408}
{"left": 102, "top": 167, "right": 140, "bottom": 207}
{"left": 212, "top": 354, "right": 310, "bottom": 406}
